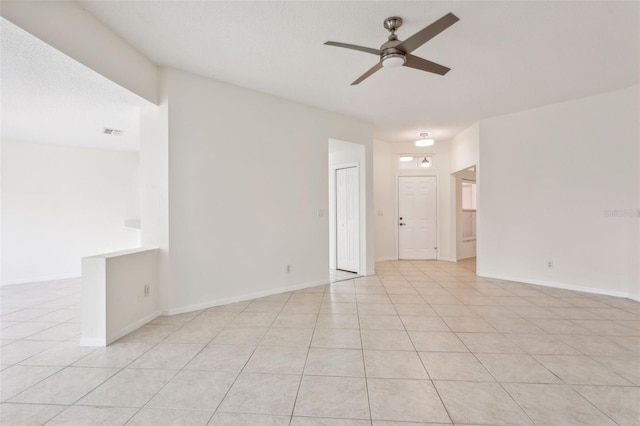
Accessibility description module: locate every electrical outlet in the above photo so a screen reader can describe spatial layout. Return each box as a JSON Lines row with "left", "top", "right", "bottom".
{"left": 547, "top": 261, "right": 553, "bottom": 269}
{"left": 286, "top": 264, "right": 291, "bottom": 273}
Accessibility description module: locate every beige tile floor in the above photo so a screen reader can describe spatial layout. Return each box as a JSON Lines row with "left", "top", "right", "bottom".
{"left": 1, "top": 259, "right": 639, "bottom": 425}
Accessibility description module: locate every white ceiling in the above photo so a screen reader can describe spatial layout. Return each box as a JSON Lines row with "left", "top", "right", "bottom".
{"left": 2, "top": 2, "right": 638, "bottom": 149}
{"left": 1, "top": 18, "right": 150, "bottom": 151}
{"left": 75, "top": 0, "right": 639, "bottom": 143}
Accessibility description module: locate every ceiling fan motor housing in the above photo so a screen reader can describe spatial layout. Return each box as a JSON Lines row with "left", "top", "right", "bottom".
{"left": 380, "top": 39, "right": 407, "bottom": 66}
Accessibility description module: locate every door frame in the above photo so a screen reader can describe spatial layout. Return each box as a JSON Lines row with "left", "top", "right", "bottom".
{"left": 331, "top": 162, "right": 360, "bottom": 274}
{"left": 395, "top": 174, "right": 439, "bottom": 261}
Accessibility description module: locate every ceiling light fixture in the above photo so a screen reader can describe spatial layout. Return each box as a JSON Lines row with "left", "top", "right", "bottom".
{"left": 381, "top": 53, "right": 406, "bottom": 68}
{"left": 420, "top": 157, "right": 431, "bottom": 168}
{"left": 415, "top": 132, "right": 434, "bottom": 147}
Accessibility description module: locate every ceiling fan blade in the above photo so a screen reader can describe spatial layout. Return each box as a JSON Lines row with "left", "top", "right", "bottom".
{"left": 397, "top": 13, "right": 459, "bottom": 54}
{"left": 324, "top": 41, "right": 380, "bottom": 55}
{"left": 351, "top": 62, "right": 383, "bottom": 85}
{"left": 404, "top": 54, "right": 450, "bottom": 75}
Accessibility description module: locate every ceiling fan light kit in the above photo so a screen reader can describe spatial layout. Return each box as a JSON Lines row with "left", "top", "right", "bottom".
{"left": 324, "top": 13, "right": 459, "bottom": 85}
{"left": 382, "top": 54, "right": 406, "bottom": 68}
{"left": 415, "top": 132, "right": 435, "bottom": 147}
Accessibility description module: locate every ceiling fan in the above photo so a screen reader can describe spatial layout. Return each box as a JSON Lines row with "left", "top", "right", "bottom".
{"left": 325, "top": 13, "right": 459, "bottom": 85}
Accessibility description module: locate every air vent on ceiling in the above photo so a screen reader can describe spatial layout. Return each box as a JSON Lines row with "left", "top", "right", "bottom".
{"left": 103, "top": 128, "right": 124, "bottom": 136}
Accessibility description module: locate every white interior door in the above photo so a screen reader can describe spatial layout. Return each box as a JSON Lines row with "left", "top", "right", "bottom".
{"left": 398, "top": 176, "right": 437, "bottom": 259}
{"left": 336, "top": 166, "right": 359, "bottom": 272}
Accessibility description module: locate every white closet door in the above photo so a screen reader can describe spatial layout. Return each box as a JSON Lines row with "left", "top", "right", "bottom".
{"left": 336, "top": 166, "right": 359, "bottom": 272}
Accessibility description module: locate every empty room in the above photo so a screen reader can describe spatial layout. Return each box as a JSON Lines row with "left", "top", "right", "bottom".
{"left": 1, "top": 1, "right": 638, "bottom": 425}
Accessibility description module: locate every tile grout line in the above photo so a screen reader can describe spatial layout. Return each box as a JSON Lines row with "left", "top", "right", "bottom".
{"left": 287, "top": 284, "right": 324, "bottom": 425}
{"left": 403, "top": 266, "right": 457, "bottom": 426}
{"left": 186, "top": 292, "right": 291, "bottom": 423}
{"left": 102, "top": 307, "right": 218, "bottom": 425}
{"left": 356, "top": 279, "right": 374, "bottom": 425}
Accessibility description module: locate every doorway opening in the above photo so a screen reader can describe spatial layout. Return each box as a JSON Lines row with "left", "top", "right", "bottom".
{"left": 328, "top": 139, "right": 365, "bottom": 282}
{"left": 397, "top": 176, "right": 438, "bottom": 260}
{"left": 453, "top": 166, "right": 477, "bottom": 263}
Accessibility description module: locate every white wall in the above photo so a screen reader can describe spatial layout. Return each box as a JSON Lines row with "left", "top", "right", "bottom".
{"left": 373, "top": 139, "right": 395, "bottom": 261}
{"left": 1, "top": 140, "right": 140, "bottom": 284}
{"left": 373, "top": 139, "right": 455, "bottom": 262}
{"left": 81, "top": 248, "right": 159, "bottom": 346}
{"left": 478, "top": 85, "right": 639, "bottom": 299}
{"left": 1, "top": 1, "right": 159, "bottom": 104}
{"left": 450, "top": 122, "right": 480, "bottom": 263}
{"left": 139, "top": 81, "right": 169, "bottom": 308}
{"left": 139, "top": 102, "right": 168, "bottom": 251}
{"left": 638, "top": 89, "right": 640, "bottom": 301}
{"left": 451, "top": 122, "right": 480, "bottom": 174}
{"left": 162, "top": 68, "right": 374, "bottom": 314}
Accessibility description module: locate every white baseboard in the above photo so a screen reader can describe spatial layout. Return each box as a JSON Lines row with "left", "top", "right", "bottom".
{"left": 106, "top": 311, "right": 161, "bottom": 345}
{"left": 79, "top": 311, "right": 161, "bottom": 347}
{"left": 456, "top": 255, "right": 476, "bottom": 261}
{"left": 1, "top": 273, "right": 80, "bottom": 286}
{"left": 161, "top": 279, "right": 330, "bottom": 316}
{"left": 376, "top": 256, "right": 457, "bottom": 263}
{"left": 479, "top": 272, "right": 638, "bottom": 301}
{"left": 79, "top": 337, "right": 106, "bottom": 347}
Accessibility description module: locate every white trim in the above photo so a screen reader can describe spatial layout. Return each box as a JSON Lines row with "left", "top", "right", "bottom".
{"left": 162, "top": 279, "right": 329, "bottom": 316}
{"left": 85, "top": 246, "right": 158, "bottom": 259}
{"left": 106, "top": 310, "right": 161, "bottom": 345}
{"left": 437, "top": 257, "right": 457, "bottom": 262}
{"left": 479, "top": 272, "right": 639, "bottom": 301}
{"left": 79, "top": 337, "right": 106, "bottom": 347}
{"left": 1, "top": 273, "right": 80, "bottom": 286}
{"left": 375, "top": 257, "right": 397, "bottom": 262}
